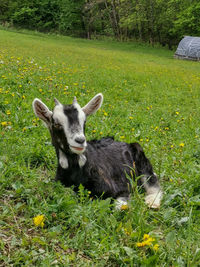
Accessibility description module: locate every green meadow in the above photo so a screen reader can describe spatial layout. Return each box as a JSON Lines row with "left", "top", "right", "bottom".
{"left": 0, "top": 29, "right": 200, "bottom": 266}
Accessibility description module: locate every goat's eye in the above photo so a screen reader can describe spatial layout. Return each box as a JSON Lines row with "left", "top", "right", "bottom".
{"left": 54, "top": 123, "right": 62, "bottom": 129}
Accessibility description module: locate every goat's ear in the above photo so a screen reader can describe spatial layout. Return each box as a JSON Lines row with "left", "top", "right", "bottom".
{"left": 32, "top": 98, "right": 52, "bottom": 125}
{"left": 82, "top": 93, "right": 103, "bottom": 116}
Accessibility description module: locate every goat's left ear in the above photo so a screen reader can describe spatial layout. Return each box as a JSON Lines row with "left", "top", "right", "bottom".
{"left": 82, "top": 93, "right": 103, "bottom": 116}
{"left": 32, "top": 98, "right": 52, "bottom": 125}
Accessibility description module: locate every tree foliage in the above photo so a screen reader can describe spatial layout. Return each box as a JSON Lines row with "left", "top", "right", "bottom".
{"left": 0, "top": 0, "right": 199, "bottom": 47}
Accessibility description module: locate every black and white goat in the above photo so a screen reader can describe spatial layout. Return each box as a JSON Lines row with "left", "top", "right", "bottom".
{"left": 32, "top": 93, "right": 162, "bottom": 209}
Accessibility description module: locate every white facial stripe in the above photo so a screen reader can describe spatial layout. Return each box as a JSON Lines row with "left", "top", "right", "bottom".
{"left": 74, "top": 103, "right": 86, "bottom": 129}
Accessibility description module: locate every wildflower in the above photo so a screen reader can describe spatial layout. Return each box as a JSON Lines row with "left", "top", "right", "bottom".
{"left": 1, "top": 122, "right": 8, "bottom": 127}
{"left": 33, "top": 214, "right": 45, "bottom": 228}
{"left": 120, "top": 136, "right": 125, "bottom": 139}
{"left": 129, "top": 116, "right": 133, "bottom": 120}
{"left": 6, "top": 110, "right": 11, "bottom": 115}
{"left": 179, "top": 143, "right": 184, "bottom": 148}
{"left": 176, "top": 111, "right": 179, "bottom": 115}
{"left": 136, "top": 241, "right": 146, "bottom": 247}
{"left": 136, "top": 234, "right": 156, "bottom": 248}
{"left": 123, "top": 227, "right": 131, "bottom": 235}
{"left": 22, "top": 95, "right": 25, "bottom": 99}
{"left": 143, "top": 234, "right": 150, "bottom": 240}
{"left": 92, "top": 129, "right": 96, "bottom": 133}
{"left": 104, "top": 112, "right": 108, "bottom": 116}
{"left": 153, "top": 244, "right": 159, "bottom": 251}
{"left": 120, "top": 204, "right": 129, "bottom": 210}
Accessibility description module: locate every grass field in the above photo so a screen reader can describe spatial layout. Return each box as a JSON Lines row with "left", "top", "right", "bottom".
{"left": 0, "top": 29, "right": 200, "bottom": 266}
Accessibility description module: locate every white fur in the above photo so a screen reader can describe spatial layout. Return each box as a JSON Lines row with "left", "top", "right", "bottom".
{"left": 59, "top": 149, "right": 69, "bottom": 169}
{"left": 78, "top": 154, "right": 87, "bottom": 168}
{"left": 145, "top": 187, "right": 162, "bottom": 209}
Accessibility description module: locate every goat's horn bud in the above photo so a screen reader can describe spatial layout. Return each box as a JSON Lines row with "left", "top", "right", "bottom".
{"left": 73, "top": 97, "right": 77, "bottom": 104}
{"left": 54, "top": 98, "right": 60, "bottom": 106}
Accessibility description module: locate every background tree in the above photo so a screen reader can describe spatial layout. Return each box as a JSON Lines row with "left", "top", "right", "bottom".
{"left": 1, "top": 0, "right": 200, "bottom": 48}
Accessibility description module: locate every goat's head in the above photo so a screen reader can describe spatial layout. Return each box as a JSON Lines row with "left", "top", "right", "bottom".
{"left": 32, "top": 93, "right": 103, "bottom": 155}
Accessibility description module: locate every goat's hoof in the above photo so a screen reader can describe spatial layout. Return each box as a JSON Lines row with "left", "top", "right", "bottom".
{"left": 145, "top": 194, "right": 161, "bottom": 209}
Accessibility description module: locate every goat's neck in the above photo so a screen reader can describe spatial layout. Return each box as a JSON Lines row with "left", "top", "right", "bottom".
{"left": 56, "top": 146, "right": 87, "bottom": 169}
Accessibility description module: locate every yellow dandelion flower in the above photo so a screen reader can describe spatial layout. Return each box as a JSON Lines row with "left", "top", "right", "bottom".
{"left": 22, "top": 95, "right": 26, "bottom": 99}
{"left": 104, "top": 112, "right": 108, "bottom": 116}
{"left": 153, "top": 244, "right": 159, "bottom": 251}
{"left": 1, "top": 121, "right": 8, "bottom": 127}
{"left": 33, "top": 214, "right": 45, "bottom": 228}
{"left": 120, "top": 204, "right": 129, "bottom": 210}
{"left": 176, "top": 111, "right": 179, "bottom": 115}
{"left": 6, "top": 110, "right": 11, "bottom": 115}
{"left": 136, "top": 241, "right": 146, "bottom": 247}
{"left": 179, "top": 143, "right": 184, "bottom": 147}
{"left": 129, "top": 116, "right": 133, "bottom": 120}
{"left": 123, "top": 228, "right": 131, "bottom": 235}
{"left": 92, "top": 129, "right": 96, "bottom": 133}
{"left": 143, "top": 234, "right": 150, "bottom": 240}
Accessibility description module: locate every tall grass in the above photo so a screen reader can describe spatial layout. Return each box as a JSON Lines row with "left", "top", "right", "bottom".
{"left": 0, "top": 29, "right": 200, "bottom": 266}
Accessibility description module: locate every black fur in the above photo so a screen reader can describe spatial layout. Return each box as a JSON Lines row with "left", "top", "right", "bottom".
{"left": 54, "top": 136, "right": 159, "bottom": 199}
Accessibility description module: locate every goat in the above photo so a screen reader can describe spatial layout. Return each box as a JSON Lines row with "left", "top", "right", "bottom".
{"left": 32, "top": 93, "right": 162, "bottom": 209}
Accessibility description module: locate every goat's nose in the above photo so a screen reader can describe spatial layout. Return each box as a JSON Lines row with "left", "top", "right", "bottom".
{"left": 75, "top": 137, "right": 86, "bottom": 145}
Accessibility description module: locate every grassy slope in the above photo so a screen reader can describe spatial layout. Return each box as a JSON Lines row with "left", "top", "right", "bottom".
{"left": 0, "top": 29, "right": 200, "bottom": 266}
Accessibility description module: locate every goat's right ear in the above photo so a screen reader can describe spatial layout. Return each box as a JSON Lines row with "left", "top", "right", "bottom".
{"left": 32, "top": 98, "right": 52, "bottom": 125}
{"left": 82, "top": 93, "right": 103, "bottom": 116}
